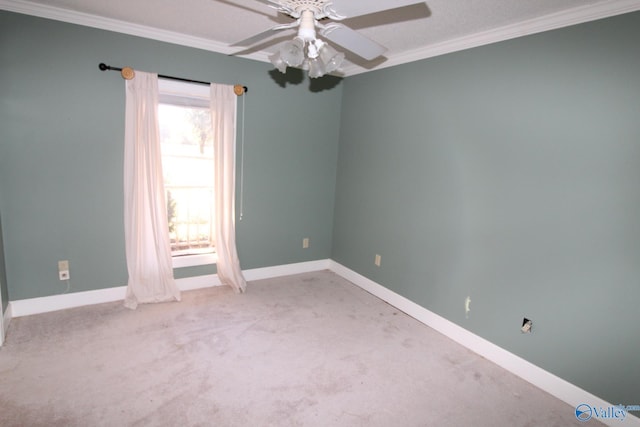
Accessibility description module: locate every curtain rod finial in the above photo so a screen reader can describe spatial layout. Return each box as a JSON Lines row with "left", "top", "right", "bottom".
{"left": 121, "top": 67, "right": 135, "bottom": 80}
{"left": 234, "top": 84, "right": 247, "bottom": 96}
{"left": 99, "top": 63, "right": 108, "bottom": 71}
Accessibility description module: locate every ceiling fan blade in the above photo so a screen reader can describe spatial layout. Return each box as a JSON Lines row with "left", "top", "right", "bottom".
{"left": 320, "top": 24, "right": 387, "bottom": 60}
{"left": 328, "top": 0, "right": 426, "bottom": 19}
{"left": 231, "top": 28, "right": 281, "bottom": 47}
{"left": 230, "top": 21, "right": 298, "bottom": 47}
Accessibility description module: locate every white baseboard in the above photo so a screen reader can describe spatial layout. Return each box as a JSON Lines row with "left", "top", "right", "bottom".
{"left": 10, "top": 285, "right": 128, "bottom": 317}
{"left": 328, "top": 260, "right": 640, "bottom": 427}
{"left": 177, "top": 259, "right": 330, "bottom": 290}
{"left": 243, "top": 259, "right": 330, "bottom": 281}
{"left": 176, "top": 274, "right": 222, "bottom": 291}
{"left": 1, "top": 303, "right": 11, "bottom": 346}
{"left": 8, "top": 259, "right": 330, "bottom": 318}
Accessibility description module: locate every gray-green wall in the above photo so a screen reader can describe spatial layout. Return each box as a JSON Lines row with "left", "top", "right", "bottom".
{"left": 333, "top": 12, "right": 640, "bottom": 405}
{"left": 0, "top": 11, "right": 342, "bottom": 300}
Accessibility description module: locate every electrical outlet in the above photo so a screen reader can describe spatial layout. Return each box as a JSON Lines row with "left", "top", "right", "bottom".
{"left": 465, "top": 296, "right": 471, "bottom": 317}
{"left": 374, "top": 254, "right": 381, "bottom": 267}
{"left": 58, "top": 260, "right": 70, "bottom": 281}
{"left": 521, "top": 318, "right": 532, "bottom": 333}
{"left": 303, "top": 238, "right": 309, "bottom": 249}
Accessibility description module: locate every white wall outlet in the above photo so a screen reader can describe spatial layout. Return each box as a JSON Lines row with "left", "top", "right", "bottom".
{"left": 58, "top": 260, "right": 70, "bottom": 281}
{"left": 521, "top": 318, "right": 532, "bottom": 333}
{"left": 302, "top": 238, "right": 309, "bottom": 249}
{"left": 374, "top": 254, "right": 381, "bottom": 267}
{"left": 465, "top": 296, "right": 471, "bottom": 318}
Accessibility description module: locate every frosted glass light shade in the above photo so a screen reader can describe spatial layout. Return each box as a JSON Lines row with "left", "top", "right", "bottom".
{"left": 280, "top": 37, "right": 305, "bottom": 67}
{"left": 319, "top": 44, "right": 345, "bottom": 73}
{"left": 269, "top": 51, "right": 288, "bottom": 73}
{"left": 308, "top": 57, "right": 326, "bottom": 79}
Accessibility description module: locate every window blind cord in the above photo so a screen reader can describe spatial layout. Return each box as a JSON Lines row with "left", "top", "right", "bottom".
{"left": 239, "top": 93, "right": 246, "bottom": 221}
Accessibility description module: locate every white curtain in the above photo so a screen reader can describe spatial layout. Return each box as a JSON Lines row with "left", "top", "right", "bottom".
{"left": 211, "top": 84, "right": 247, "bottom": 293}
{"left": 123, "top": 71, "right": 181, "bottom": 309}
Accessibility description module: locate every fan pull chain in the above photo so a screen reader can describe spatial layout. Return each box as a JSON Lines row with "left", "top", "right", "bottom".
{"left": 239, "top": 92, "right": 246, "bottom": 221}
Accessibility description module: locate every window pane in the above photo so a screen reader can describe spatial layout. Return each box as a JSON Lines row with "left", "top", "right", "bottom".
{"left": 159, "top": 103, "right": 215, "bottom": 256}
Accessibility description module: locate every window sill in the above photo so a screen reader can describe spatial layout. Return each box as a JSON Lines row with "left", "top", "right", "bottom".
{"left": 172, "top": 252, "right": 217, "bottom": 268}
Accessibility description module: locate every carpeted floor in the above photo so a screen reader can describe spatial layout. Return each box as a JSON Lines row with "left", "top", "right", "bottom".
{"left": 0, "top": 270, "right": 597, "bottom": 426}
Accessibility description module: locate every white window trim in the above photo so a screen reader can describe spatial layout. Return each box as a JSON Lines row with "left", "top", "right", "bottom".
{"left": 172, "top": 252, "right": 217, "bottom": 268}
{"left": 159, "top": 79, "right": 210, "bottom": 101}
{"left": 159, "top": 78, "right": 216, "bottom": 269}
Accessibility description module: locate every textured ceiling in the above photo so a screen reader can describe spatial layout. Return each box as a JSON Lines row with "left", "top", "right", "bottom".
{"left": 2, "top": 0, "right": 640, "bottom": 75}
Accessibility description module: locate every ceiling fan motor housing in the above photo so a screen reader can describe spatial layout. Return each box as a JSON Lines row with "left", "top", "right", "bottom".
{"left": 298, "top": 10, "right": 317, "bottom": 41}
{"left": 272, "top": 0, "right": 342, "bottom": 20}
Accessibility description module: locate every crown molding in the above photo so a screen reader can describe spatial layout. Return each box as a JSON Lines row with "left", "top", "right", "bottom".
{"left": 2, "top": 0, "right": 640, "bottom": 77}
{"left": 341, "top": 0, "right": 640, "bottom": 76}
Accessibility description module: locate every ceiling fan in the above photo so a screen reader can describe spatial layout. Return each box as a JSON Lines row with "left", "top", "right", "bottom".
{"left": 231, "top": 0, "right": 427, "bottom": 78}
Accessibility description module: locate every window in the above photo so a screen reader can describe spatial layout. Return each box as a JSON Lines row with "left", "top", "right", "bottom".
{"left": 158, "top": 80, "right": 216, "bottom": 268}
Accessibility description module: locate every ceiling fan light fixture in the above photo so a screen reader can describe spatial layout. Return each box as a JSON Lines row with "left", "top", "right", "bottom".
{"left": 318, "top": 43, "right": 345, "bottom": 73}
{"left": 308, "top": 57, "right": 326, "bottom": 79}
{"left": 267, "top": 14, "right": 347, "bottom": 78}
{"left": 280, "top": 37, "right": 305, "bottom": 67}
{"left": 268, "top": 51, "right": 288, "bottom": 73}
{"left": 232, "top": 0, "right": 415, "bottom": 78}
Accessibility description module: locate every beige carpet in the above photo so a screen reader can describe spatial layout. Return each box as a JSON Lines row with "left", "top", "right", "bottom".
{"left": 0, "top": 270, "right": 596, "bottom": 426}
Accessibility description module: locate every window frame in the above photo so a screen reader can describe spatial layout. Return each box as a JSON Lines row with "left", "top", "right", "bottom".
{"left": 158, "top": 79, "right": 217, "bottom": 269}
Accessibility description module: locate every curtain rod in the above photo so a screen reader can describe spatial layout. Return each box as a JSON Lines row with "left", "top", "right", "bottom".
{"left": 98, "top": 63, "right": 247, "bottom": 95}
